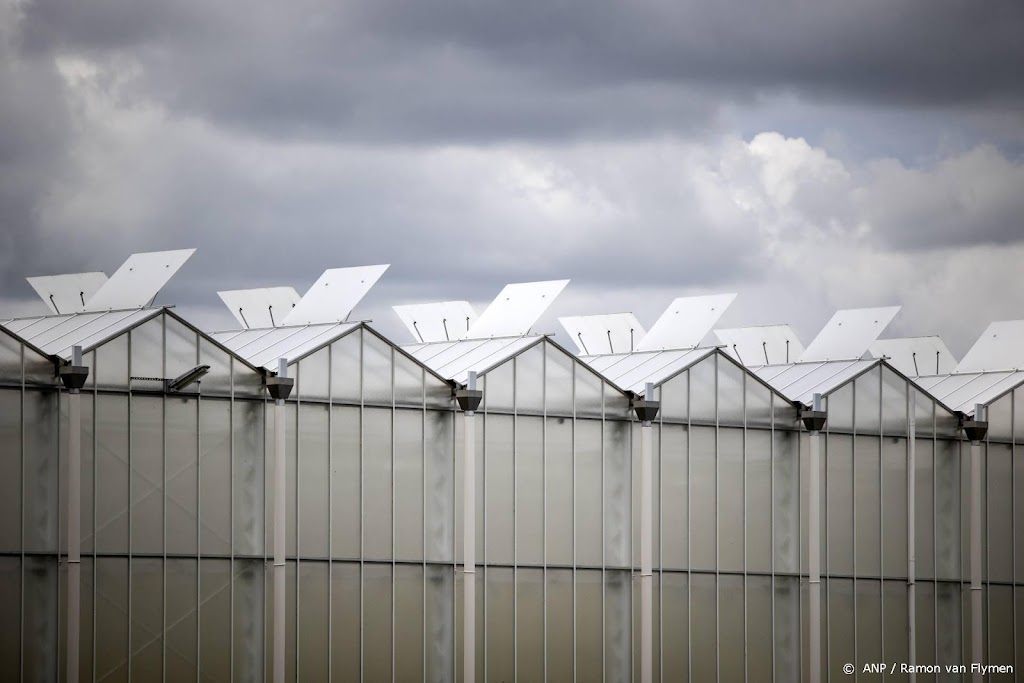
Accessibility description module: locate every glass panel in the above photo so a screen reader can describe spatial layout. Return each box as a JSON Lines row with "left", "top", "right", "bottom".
{"left": 855, "top": 436, "right": 882, "bottom": 577}
{"left": 363, "top": 331, "right": 393, "bottom": 405}
{"left": 198, "top": 337, "right": 233, "bottom": 396}
{"left": 935, "top": 581, "right": 961, "bottom": 671}
{"left": 747, "top": 575, "right": 772, "bottom": 679}
{"left": 23, "top": 556, "right": 57, "bottom": 682}
{"left": 394, "top": 564, "right": 424, "bottom": 681}
{"left": 364, "top": 407, "right": 393, "bottom": 560}
{"left": 989, "top": 585, "right": 1014, "bottom": 673}
{"left": 827, "top": 381, "right": 854, "bottom": 431}
{"left": 96, "top": 395, "right": 130, "bottom": 553}
{"left": 95, "top": 333, "right": 129, "bottom": 390}
{"left": 826, "top": 434, "right": 854, "bottom": 574}
{"left": 986, "top": 443, "right": 1013, "bottom": 582}
{"left": 233, "top": 399, "right": 264, "bottom": 557}
{"left": 689, "top": 356, "right": 716, "bottom": 423}
{"left": 882, "top": 437, "right": 908, "bottom": 578}
{"left": 95, "top": 557, "right": 129, "bottom": 682}
{"left": 0, "top": 390, "right": 21, "bottom": 551}
{"left": 130, "top": 558, "right": 163, "bottom": 681}
{"left": 233, "top": 559, "right": 263, "bottom": 680}
{"left": 165, "top": 317, "right": 199, "bottom": 393}
{"left": 1017, "top": 443, "right": 1024, "bottom": 584}
{"left": 855, "top": 579, "right": 882, "bottom": 669}
{"left": 883, "top": 581, "right": 909, "bottom": 665}
{"left": 690, "top": 426, "right": 716, "bottom": 570}
{"left": 546, "top": 417, "right": 573, "bottom": 565}
{"left": 0, "top": 331, "right": 21, "bottom": 381}
{"left": 604, "top": 569, "right": 631, "bottom": 682}
{"left": 747, "top": 377, "right": 772, "bottom": 427}
{"left": 913, "top": 390, "right": 935, "bottom": 438}
{"left": 828, "top": 579, "right": 855, "bottom": 678}
{"left": 881, "top": 367, "right": 909, "bottom": 436}
{"left": 690, "top": 573, "right": 717, "bottom": 680}
{"left": 571, "top": 569, "right": 601, "bottom": 680}
{"left": 774, "top": 575, "right": 801, "bottom": 681}
{"left": 298, "top": 561, "right": 329, "bottom": 680}
{"left": 23, "top": 390, "right": 58, "bottom": 553}
{"left": 934, "top": 439, "right": 961, "bottom": 581}
{"left": 424, "top": 371, "right": 452, "bottom": 410}
{"left": 915, "top": 439, "right": 935, "bottom": 580}
{"left": 661, "top": 572, "right": 687, "bottom": 680}
{"left": 481, "top": 357, "right": 513, "bottom": 412}
{"left": 719, "top": 427, "right": 743, "bottom": 571}
{"left": 747, "top": 428, "right": 772, "bottom": 572}
{"left": 166, "top": 397, "right": 198, "bottom": 555}
{"left": 394, "top": 409, "right": 424, "bottom": 561}
{"left": 661, "top": 423, "right": 688, "bottom": 570}
{"left": 517, "top": 416, "right": 544, "bottom": 565}
{"left": 425, "top": 565, "right": 454, "bottom": 682}
{"left": 130, "top": 397, "right": 163, "bottom": 555}
{"left": 514, "top": 344, "right": 544, "bottom": 414}
{"left": 199, "top": 559, "right": 231, "bottom": 681}
{"left": 516, "top": 568, "right": 544, "bottom": 681}
{"left": 854, "top": 366, "right": 881, "bottom": 434}
{"left": 545, "top": 344, "right": 574, "bottom": 415}
{"left": 717, "top": 356, "right": 745, "bottom": 425}
{"left": 330, "top": 330, "right": 361, "bottom": 403}
{"left": 484, "top": 567, "right": 514, "bottom": 681}
{"left": 546, "top": 569, "right": 573, "bottom": 680}
{"left": 915, "top": 581, "right": 935, "bottom": 678}
{"left": 129, "top": 317, "right": 164, "bottom": 381}
{"left": 484, "top": 414, "right": 514, "bottom": 564}
{"left": 200, "top": 398, "right": 232, "bottom": 555}
{"left": 299, "top": 403, "right": 329, "bottom": 557}
{"left": 773, "top": 429, "right": 800, "bottom": 573}
{"left": 986, "top": 392, "right": 1012, "bottom": 441}
{"left": 575, "top": 365, "right": 603, "bottom": 418}
{"left": 659, "top": 370, "right": 688, "bottom": 422}
{"left": 425, "top": 410, "right": 454, "bottom": 563}
{"left": 330, "top": 406, "right": 360, "bottom": 559}
{"left": 366, "top": 565, "right": 393, "bottom": 679}
{"left": 166, "top": 558, "right": 197, "bottom": 681}
{"left": 394, "top": 350, "right": 424, "bottom": 405}
{"left": 330, "top": 562, "right": 361, "bottom": 681}
{"left": 575, "top": 419, "right": 603, "bottom": 567}
{"left": 719, "top": 574, "right": 745, "bottom": 681}
{"left": 603, "top": 420, "right": 630, "bottom": 568}
{"left": 298, "top": 347, "right": 329, "bottom": 402}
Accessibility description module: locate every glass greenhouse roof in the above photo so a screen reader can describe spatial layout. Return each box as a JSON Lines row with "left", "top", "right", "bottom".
{"left": 581, "top": 347, "right": 715, "bottom": 394}
{"left": 210, "top": 322, "right": 360, "bottom": 371}
{"left": 751, "top": 358, "right": 879, "bottom": 405}
{"left": 403, "top": 335, "right": 544, "bottom": 384}
{"left": 915, "top": 370, "right": 1024, "bottom": 415}
{"left": 0, "top": 308, "right": 162, "bottom": 359}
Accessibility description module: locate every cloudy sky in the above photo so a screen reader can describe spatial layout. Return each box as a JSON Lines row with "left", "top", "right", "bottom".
{"left": 2, "top": 0, "right": 1023, "bottom": 355}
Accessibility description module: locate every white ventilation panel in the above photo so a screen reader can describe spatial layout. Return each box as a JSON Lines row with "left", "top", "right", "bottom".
{"left": 465, "top": 280, "right": 569, "bottom": 338}
{"left": 869, "top": 336, "right": 957, "bottom": 377}
{"left": 955, "top": 321, "right": 1024, "bottom": 373}
{"left": 27, "top": 272, "right": 109, "bottom": 315}
{"left": 281, "top": 264, "right": 389, "bottom": 326}
{"left": 393, "top": 301, "right": 477, "bottom": 343}
{"left": 83, "top": 249, "right": 196, "bottom": 311}
{"left": 635, "top": 293, "right": 737, "bottom": 352}
{"left": 715, "top": 324, "right": 804, "bottom": 366}
{"left": 799, "top": 306, "right": 901, "bottom": 362}
{"left": 559, "top": 313, "right": 646, "bottom": 355}
{"left": 218, "top": 287, "right": 302, "bottom": 329}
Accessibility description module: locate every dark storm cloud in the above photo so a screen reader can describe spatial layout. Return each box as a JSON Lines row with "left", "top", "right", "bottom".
{"left": 15, "top": 0, "right": 1024, "bottom": 142}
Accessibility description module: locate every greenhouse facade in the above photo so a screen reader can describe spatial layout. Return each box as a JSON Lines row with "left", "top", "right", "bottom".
{"left": 1, "top": 253, "right": 1023, "bottom": 682}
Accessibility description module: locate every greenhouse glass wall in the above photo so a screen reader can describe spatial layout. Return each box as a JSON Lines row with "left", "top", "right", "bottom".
{"left": 1, "top": 308, "right": 1023, "bottom": 682}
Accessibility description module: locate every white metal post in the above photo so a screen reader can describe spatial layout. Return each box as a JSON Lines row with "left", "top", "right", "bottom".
{"left": 67, "top": 346, "right": 84, "bottom": 683}
{"left": 907, "top": 390, "right": 917, "bottom": 682}
{"left": 970, "top": 404, "right": 983, "bottom": 683}
{"left": 808, "top": 393, "right": 823, "bottom": 683}
{"left": 640, "top": 393, "right": 653, "bottom": 683}
{"left": 463, "top": 371, "right": 478, "bottom": 683}
{"left": 273, "top": 358, "right": 288, "bottom": 683}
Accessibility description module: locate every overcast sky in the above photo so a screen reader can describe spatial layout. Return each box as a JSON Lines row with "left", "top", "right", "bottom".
{"left": 2, "top": 0, "right": 1023, "bottom": 356}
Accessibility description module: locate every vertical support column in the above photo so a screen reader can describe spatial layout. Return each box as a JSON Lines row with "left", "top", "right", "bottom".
{"left": 266, "top": 359, "right": 294, "bottom": 683}
{"left": 456, "top": 373, "right": 483, "bottom": 683}
{"left": 801, "top": 393, "right": 827, "bottom": 683}
{"left": 61, "top": 346, "right": 89, "bottom": 683}
{"left": 907, "top": 390, "right": 917, "bottom": 682}
{"left": 633, "top": 383, "right": 660, "bottom": 683}
{"left": 962, "top": 404, "right": 988, "bottom": 683}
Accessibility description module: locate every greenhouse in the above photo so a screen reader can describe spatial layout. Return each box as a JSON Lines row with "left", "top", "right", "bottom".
{"left": 0, "top": 250, "right": 1022, "bottom": 682}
